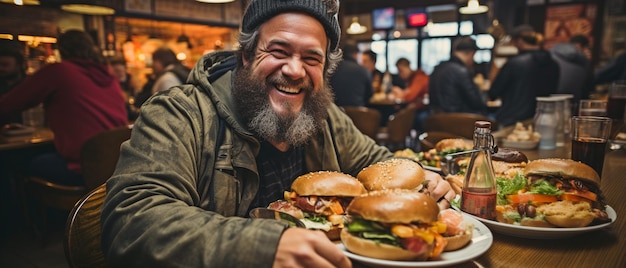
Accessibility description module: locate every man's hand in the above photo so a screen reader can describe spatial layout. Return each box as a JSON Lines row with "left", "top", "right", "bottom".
{"left": 274, "top": 228, "right": 351, "bottom": 268}
{"left": 424, "top": 170, "right": 456, "bottom": 209}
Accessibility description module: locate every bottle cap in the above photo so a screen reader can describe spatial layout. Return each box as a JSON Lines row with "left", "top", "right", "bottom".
{"left": 475, "top": 121, "right": 491, "bottom": 128}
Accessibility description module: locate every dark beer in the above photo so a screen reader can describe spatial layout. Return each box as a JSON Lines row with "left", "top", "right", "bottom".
{"left": 606, "top": 96, "right": 626, "bottom": 120}
{"left": 571, "top": 138, "right": 607, "bottom": 177}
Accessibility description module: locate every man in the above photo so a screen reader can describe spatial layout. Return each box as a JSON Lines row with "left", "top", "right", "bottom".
{"left": 0, "top": 30, "right": 128, "bottom": 186}
{"left": 360, "top": 49, "right": 384, "bottom": 93}
{"left": 429, "top": 37, "right": 487, "bottom": 115}
{"left": 489, "top": 25, "right": 560, "bottom": 127}
{"left": 550, "top": 34, "right": 594, "bottom": 104}
{"left": 330, "top": 41, "right": 373, "bottom": 107}
{"left": 150, "top": 47, "right": 191, "bottom": 93}
{"left": 390, "top": 58, "right": 429, "bottom": 110}
{"left": 101, "top": 1, "right": 455, "bottom": 267}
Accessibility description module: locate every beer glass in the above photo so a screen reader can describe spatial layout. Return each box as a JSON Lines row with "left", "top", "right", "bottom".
{"left": 571, "top": 116, "right": 612, "bottom": 178}
{"left": 578, "top": 100, "right": 607, "bottom": 116}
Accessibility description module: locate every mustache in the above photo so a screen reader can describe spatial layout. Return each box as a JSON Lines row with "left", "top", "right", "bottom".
{"left": 267, "top": 74, "right": 312, "bottom": 91}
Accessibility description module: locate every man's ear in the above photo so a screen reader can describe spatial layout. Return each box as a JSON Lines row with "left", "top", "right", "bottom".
{"left": 242, "top": 53, "right": 250, "bottom": 66}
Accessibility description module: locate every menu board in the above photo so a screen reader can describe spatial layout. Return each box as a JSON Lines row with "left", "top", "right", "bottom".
{"left": 543, "top": 4, "right": 596, "bottom": 50}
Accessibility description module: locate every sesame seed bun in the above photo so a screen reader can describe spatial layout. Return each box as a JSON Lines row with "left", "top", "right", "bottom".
{"left": 523, "top": 158, "right": 600, "bottom": 187}
{"left": 357, "top": 158, "right": 425, "bottom": 191}
{"left": 346, "top": 189, "right": 439, "bottom": 224}
{"left": 290, "top": 171, "right": 367, "bottom": 197}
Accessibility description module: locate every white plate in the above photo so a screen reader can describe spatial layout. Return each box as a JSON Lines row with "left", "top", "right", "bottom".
{"left": 501, "top": 140, "right": 538, "bottom": 149}
{"left": 463, "top": 205, "right": 616, "bottom": 239}
{"left": 338, "top": 214, "right": 493, "bottom": 268}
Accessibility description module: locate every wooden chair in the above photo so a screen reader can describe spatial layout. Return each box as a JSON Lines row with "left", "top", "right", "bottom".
{"left": 23, "top": 125, "right": 131, "bottom": 244}
{"left": 418, "top": 131, "right": 465, "bottom": 151}
{"left": 422, "top": 113, "right": 498, "bottom": 140}
{"left": 376, "top": 106, "right": 417, "bottom": 150}
{"left": 341, "top": 106, "right": 382, "bottom": 140}
{"left": 64, "top": 183, "right": 107, "bottom": 268}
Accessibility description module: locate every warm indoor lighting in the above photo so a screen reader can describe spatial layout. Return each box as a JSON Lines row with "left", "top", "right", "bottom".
{"left": 0, "top": 34, "right": 13, "bottom": 40}
{"left": 459, "top": 0, "right": 488, "bottom": 15}
{"left": 195, "top": 0, "right": 235, "bottom": 3}
{"left": 61, "top": 4, "right": 115, "bottom": 15}
{"left": 0, "top": 0, "right": 40, "bottom": 5}
{"left": 346, "top": 17, "right": 367, "bottom": 35}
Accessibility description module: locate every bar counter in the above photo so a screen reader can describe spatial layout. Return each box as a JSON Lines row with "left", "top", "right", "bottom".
{"left": 354, "top": 143, "right": 626, "bottom": 268}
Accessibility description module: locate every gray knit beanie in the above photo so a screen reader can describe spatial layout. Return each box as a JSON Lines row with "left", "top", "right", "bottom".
{"left": 241, "top": 0, "right": 341, "bottom": 51}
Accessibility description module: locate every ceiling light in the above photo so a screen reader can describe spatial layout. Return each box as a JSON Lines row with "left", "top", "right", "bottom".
{"left": 0, "top": 0, "right": 40, "bottom": 5}
{"left": 459, "top": 0, "right": 488, "bottom": 15}
{"left": 195, "top": 0, "right": 234, "bottom": 3}
{"left": 347, "top": 17, "right": 367, "bottom": 35}
{"left": 61, "top": 4, "right": 115, "bottom": 15}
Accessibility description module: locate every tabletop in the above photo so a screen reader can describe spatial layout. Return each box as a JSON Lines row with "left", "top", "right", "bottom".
{"left": 353, "top": 142, "right": 626, "bottom": 268}
{"left": 0, "top": 127, "right": 54, "bottom": 151}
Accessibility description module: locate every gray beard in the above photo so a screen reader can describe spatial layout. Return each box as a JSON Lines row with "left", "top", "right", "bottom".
{"left": 232, "top": 65, "right": 333, "bottom": 147}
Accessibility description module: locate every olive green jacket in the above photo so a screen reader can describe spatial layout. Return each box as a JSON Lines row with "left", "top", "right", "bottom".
{"left": 101, "top": 51, "right": 393, "bottom": 267}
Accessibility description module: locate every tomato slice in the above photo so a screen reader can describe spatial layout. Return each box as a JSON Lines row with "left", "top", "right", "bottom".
{"left": 562, "top": 190, "right": 597, "bottom": 202}
{"left": 507, "top": 194, "right": 558, "bottom": 204}
{"left": 561, "top": 193, "right": 594, "bottom": 203}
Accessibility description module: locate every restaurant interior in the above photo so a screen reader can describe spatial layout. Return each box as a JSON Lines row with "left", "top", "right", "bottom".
{"left": 1, "top": 0, "right": 625, "bottom": 267}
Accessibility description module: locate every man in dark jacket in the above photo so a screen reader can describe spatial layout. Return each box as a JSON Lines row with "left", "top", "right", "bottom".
{"left": 330, "top": 41, "right": 373, "bottom": 107}
{"left": 429, "top": 37, "right": 487, "bottom": 115}
{"left": 489, "top": 25, "right": 560, "bottom": 127}
{"left": 550, "top": 35, "right": 593, "bottom": 104}
{"left": 101, "top": 1, "right": 454, "bottom": 267}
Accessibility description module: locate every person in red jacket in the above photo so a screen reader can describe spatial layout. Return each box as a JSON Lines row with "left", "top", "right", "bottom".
{"left": 0, "top": 29, "right": 128, "bottom": 186}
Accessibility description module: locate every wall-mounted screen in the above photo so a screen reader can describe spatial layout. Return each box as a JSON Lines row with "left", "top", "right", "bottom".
{"left": 405, "top": 8, "right": 428, "bottom": 28}
{"left": 372, "top": 7, "right": 395, "bottom": 30}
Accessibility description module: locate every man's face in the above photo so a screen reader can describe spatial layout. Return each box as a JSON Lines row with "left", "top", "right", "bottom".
{"left": 360, "top": 54, "right": 375, "bottom": 72}
{"left": 0, "top": 56, "right": 19, "bottom": 80}
{"left": 232, "top": 13, "right": 334, "bottom": 146}
{"left": 397, "top": 64, "right": 412, "bottom": 80}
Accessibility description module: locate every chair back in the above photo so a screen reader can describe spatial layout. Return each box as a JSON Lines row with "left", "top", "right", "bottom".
{"left": 422, "top": 113, "right": 497, "bottom": 139}
{"left": 80, "top": 126, "right": 132, "bottom": 191}
{"left": 386, "top": 106, "right": 417, "bottom": 144}
{"left": 342, "top": 106, "right": 381, "bottom": 140}
{"left": 64, "top": 183, "right": 107, "bottom": 268}
{"left": 418, "top": 131, "right": 465, "bottom": 151}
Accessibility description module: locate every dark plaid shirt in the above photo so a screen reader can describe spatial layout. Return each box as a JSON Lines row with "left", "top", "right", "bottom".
{"left": 249, "top": 140, "right": 304, "bottom": 212}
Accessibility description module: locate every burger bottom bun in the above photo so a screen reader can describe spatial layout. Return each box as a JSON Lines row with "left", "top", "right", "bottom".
{"left": 537, "top": 201, "right": 595, "bottom": 228}
{"left": 443, "top": 231, "right": 472, "bottom": 251}
{"left": 520, "top": 218, "right": 556, "bottom": 228}
{"left": 340, "top": 229, "right": 431, "bottom": 261}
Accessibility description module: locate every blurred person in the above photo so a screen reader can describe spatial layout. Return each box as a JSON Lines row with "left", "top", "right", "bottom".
{"left": 329, "top": 41, "right": 373, "bottom": 107}
{"left": 360, "top": 49, "right": 384, "bottom": 93}
{"left": 389, "top": 58, "right": 429, "bottom": 130}
{"left": 594, "top": 50, "right": 626, "bottom": 85}
{"left": 0, "top": 29, "right": 128, "bottom": 186}
{"left": 429, "top": 37, "right": 487, "bottom": 115}
{"left": 0, "top": 41, "right": 27, "bottom": 124}
{"left": 488, "top": 25, "right": 560, "bottom": 127}
{"left": 150, "top": 47, "right": 191, "bottom": 94}
{"left": 109, "top": 56, "right": 140, "bottom": 121}
{"left": 550, "top": 34, "right": 594, "bottom": 104}
{"left": 101, "top": 0, "right": 455, "bottom": 267}
{"left": 0, "top": 42, "right": 26, "bottom": 96}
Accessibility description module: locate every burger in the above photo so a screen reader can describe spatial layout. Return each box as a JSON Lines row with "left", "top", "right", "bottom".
{"left": 356, "top": 158, "right": 426, "bottom": 191}
{"left": 340, "top": 189, "right": 447, "bottom": 261}
{"left": 268, "top": 171, "right": 367, "bottom": 240}
{"left": 495, "top": 158, "right": 610, "bottom": 228}
{"left": 435, "top": 138, "right": 472, "bottom": 153}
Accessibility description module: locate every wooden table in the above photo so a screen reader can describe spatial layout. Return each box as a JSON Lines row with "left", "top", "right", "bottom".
{"left": 0, "top": 128, "right": 54, "bottom": 151}
{"left": 355, "top": 143, "right": 626, "bottom": 267}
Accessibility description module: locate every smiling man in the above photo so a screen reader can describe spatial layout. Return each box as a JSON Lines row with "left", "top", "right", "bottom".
{"left": 101, "top": 0, "right": 454, "bottom": 267}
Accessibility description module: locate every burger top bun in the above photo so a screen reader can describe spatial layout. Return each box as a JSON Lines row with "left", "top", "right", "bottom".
{"left": 347, "top": 189, "right": 439, "bottom": 224}
{"left": 523, "top": 158, "right": 600, "bottom": 186}
{"left": 357, "top": 158, "right": 425, "bottom": 191}
{"left": 435, "top": 138, "right": 472, "bottom": 152}
{"left": 291, "top": 171, "right": 367, "bottom": 197}
{"left": 492, "top": 148, "right": 528, "bottom": 163}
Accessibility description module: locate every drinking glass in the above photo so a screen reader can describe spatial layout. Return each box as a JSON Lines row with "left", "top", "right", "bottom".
{"left": 571, "top": 116, "right": 612, "bottom": 178}
{"left": 607, "top": 80, "right": 626, "bottom": 120}
{"left": 578, "top": 99, "right": 607, "bottom": 116}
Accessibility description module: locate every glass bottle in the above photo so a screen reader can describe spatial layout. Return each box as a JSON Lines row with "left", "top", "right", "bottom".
{"left": 534, "top": 97, "right": 557, "bottom": 150}
{"left": 460, "top": 121, "right": 497, "bottom": 220}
